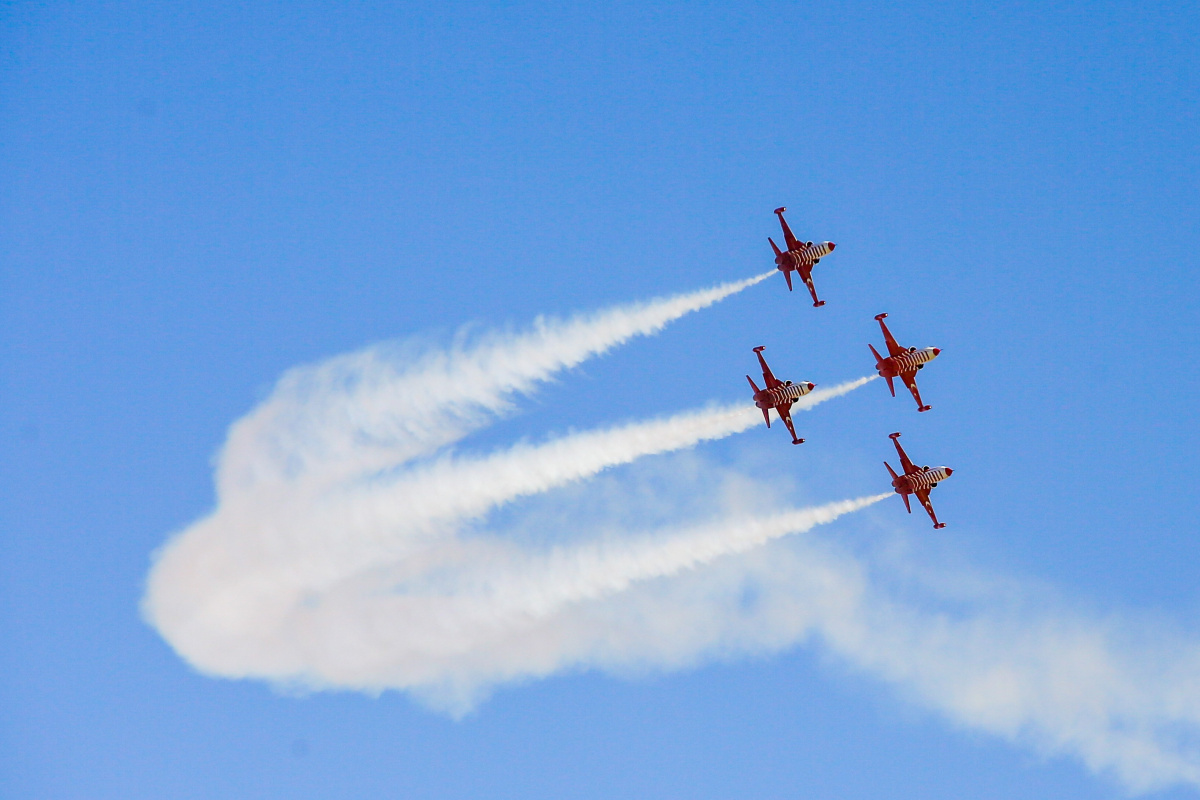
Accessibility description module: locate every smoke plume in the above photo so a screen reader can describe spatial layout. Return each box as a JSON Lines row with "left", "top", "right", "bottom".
{"left": 144, "top": 274, "right": 874, "bottom": 708}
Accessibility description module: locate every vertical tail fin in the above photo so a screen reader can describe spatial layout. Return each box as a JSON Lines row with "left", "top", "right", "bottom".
{"left": 747, "top": 375, "right": 769, "bottom": 428}
{"left": 868, "top": 345, "right": 893, "bottom": 394}
{"left": 885, "top": 462, "right": 911, "bottom": 514}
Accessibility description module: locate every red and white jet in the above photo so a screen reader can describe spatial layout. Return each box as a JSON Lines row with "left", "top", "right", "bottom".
{"left": 768, "top": 207, "right": 837, "bottom": 307}
{"left": 885, "top": 432, "right": 954, "bottom": 529}
{"left": 869, "top": 313, "right": 941, "bottom": 412}
{"left": 746, "top": 346, "right": 816, "bottom": 445}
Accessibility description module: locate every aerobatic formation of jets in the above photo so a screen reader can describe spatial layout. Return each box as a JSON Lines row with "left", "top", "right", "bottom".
{"left": 751, "top": 207, "right": 954, "bottom": 529}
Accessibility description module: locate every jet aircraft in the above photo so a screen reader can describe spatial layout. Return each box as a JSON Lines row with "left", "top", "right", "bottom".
{"left": 885, "top": 432, "right": 954, "bottom": 529}
{"left": 768, "top": 207, "right": 837, "bottom": 307}
{"left": 746, "top": 346, "right": 816, "bottom": 445}
{"left": 869, "top": 313, "right": 941, "bottom": 412}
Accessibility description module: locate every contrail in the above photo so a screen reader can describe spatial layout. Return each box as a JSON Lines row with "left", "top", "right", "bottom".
{"left": 144, "top": 376, "right": 877, "bottom": 669}
{"left": 477, "top": 494, "right": 893, "bottom": 619}
{"left": 142, "top": 269, "right": 1200, "bottom": 795}
{"left": 364, "top": 376, "right": 877, "bottom": 533}
{"left": 148, "top": 270, "right": 876, "bottom": 682}
{"left": 138, "top": 268, "right": 1200, "bottom": 794}
{"left": 215, "top": 269, "right": 776, "bottom": 495}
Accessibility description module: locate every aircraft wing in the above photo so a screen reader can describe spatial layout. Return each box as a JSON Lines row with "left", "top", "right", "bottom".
{"left": 755, "top": 349, "right": 782, "bottom": 389}
{"left": 914, "top": 487, "right": 940, "bottom": 527}
{"left": 891, "top": 433, "right": 918, "bottom": 475}
{"left": 901, "top": 371, "right": 925, "bottom": 407}
{"left": 877, "top": 315, "right": 905, "bottom": 357}
{"left": 775, "top": 208, "right": 802, "bottom": 251}
{"left": 801, "top": 269, "right": 822, "bottom": 307}
{"left": 779, "top": 405, "right": 803, "bottom": 444}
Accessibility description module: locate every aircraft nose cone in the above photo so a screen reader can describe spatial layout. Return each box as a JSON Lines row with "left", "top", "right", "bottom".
{"left": 807, "top": 382, "right": 816, "bottom": 391}
{"left": 827, "top": 242, "right": 836, "bottom": 251}
{"left": 944, "top": 467, "right": 954, "bottom": 476}
{"left": 932, "top": 347, "right": 941, "bottom": 356}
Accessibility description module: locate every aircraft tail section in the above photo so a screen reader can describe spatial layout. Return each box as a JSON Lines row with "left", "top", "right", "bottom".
{"left": 747, "top": 374, "right": 770, "bottom": 428}
{"left": 867, "top": 345, "right": 893, "bottom": 394}
{"left": 884, "top": 461, "right": 899, "bottom": 481}
{"left": 783, "top": 269, "right": 793, "bottom": 291}
{"left": 768, "top": 237, "right": 782, "bottom": 257}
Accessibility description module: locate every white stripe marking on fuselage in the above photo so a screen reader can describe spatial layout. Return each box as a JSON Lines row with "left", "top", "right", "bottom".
{"left": 889, "top": 348, "right": 938, "bottom": 373}
{"left": 758, "top": 383, "right": 812, "bottom": 407}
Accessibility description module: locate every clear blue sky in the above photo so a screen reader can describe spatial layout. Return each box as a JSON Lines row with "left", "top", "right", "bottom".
{"left": 3, "top": 1, "right": 1199, "bottom": 798}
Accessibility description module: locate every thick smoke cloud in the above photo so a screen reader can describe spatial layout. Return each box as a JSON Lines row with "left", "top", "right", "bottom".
{"left": 144, "top": 273, "right": 875, "bottom": 708}
{"left": 143, "top": 276, "right": 1200, "bottom": 795}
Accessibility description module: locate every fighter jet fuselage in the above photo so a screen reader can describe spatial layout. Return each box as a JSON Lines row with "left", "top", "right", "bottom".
{"left": 891, "top": 465, "right": 953, "bottom": 495}
{"left": 768, "top": 207, "right": 837, "bottom": 306}
{"left": 775, "top": 241, "right": 835, "bottom": 272}
{"left": 746, "top": 346, "right": 816, "bottom": 445}
{"left": 751, "top": 379, "right": 815, "bottom": 411}
{"left": 876, "top": 346, "right": 940, "bottom": 379}
{"left": 869, "top": 314, "right": 941, "bottom": 412}
{"left": 884, "top": 432, "right": 954, "bottom": 528}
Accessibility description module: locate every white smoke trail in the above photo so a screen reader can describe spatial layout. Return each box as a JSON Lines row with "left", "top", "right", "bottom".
{"left": 477, "top": 494, "right": 892, "bottom": 619}
{"left": 144, "top": 377, "right": 876, "bottom": 682}
{"left": 144, "top": 272, "right": 877, "bottom": 703}
{"left": 662, "top": 530, "right": 1200, "bottom": 796}
{"left": 139, "top": 266, "right": 1200, "bottom": 792}
{"left": 363, "top": 376, "right": 875, "bottom": 534}
{"left": 216, "top": 269, "right": 775, "bottom": 496}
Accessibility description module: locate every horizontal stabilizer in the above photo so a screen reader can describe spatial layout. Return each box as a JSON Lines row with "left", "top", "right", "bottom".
{"left": 768, "top": 237, "right": 782, "bottom": 257}
{"left": 868, "top": 343, "right": 885, "bottom": 365}
{"left": 761, "top": 407, "right": 771, "bottom": 428}
{"left": 885, "top": 375, "right": 896, "bottom": 397}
